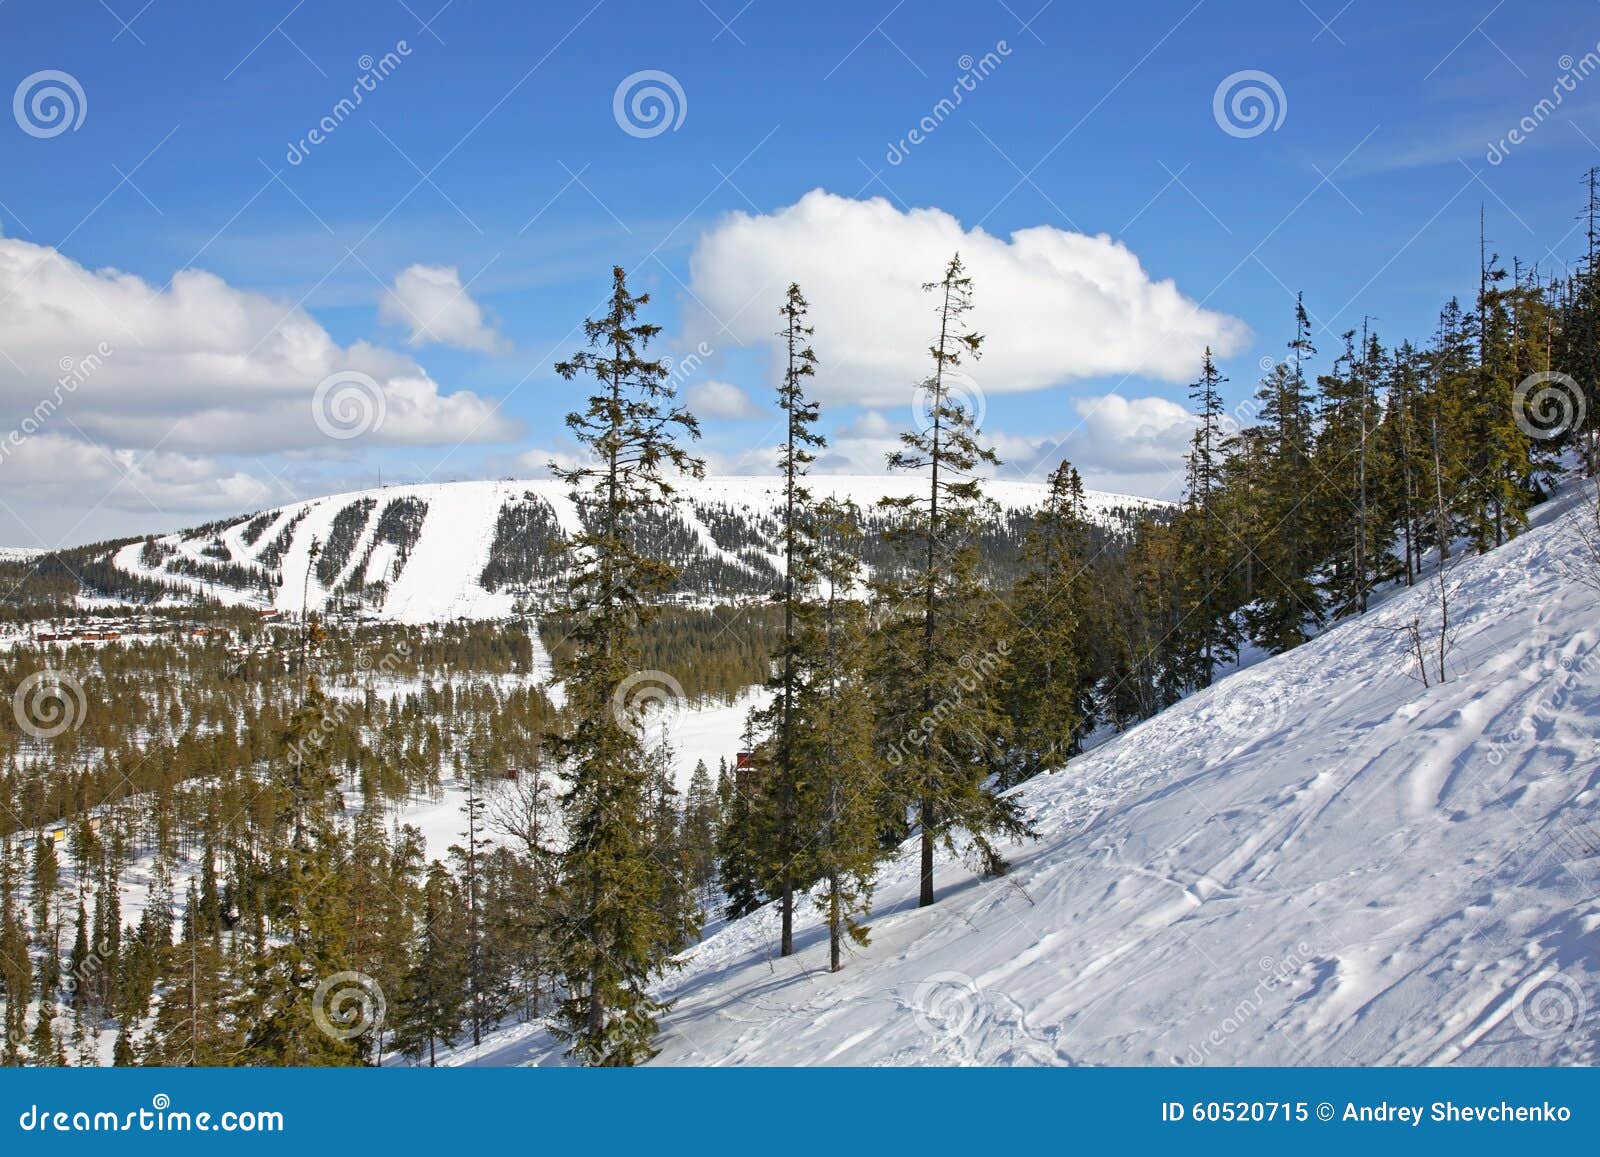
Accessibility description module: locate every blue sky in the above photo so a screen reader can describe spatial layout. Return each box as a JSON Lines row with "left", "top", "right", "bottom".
{"left": 2, "top": 0, "right": 1599, "bottom": 545}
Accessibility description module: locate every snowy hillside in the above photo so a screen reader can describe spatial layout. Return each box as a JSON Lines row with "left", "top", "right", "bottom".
{"left": 445, "top": 485, "right": 1600, "bottom": 1067}
{"left": 95, "top": 476, "right": 1161, "bottom": 623}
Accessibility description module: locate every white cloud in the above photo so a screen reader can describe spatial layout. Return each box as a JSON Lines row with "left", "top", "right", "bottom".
{"left": 0, "top": 434, "right": 273, "bottom": 523}
{"left": 0, "top": 237, "right": 520, "bottom": 455}
{"left": 1064, "top": 393, "right": 1196, "bottom": 475}
{"left": 798, "top": 392, "right": 1195, "bottom": 499}
{"left": 379, "top": 263, "right": 509, "bottom": 353}
{"left": 685, "top": 379, "right": 762, "bottom": 420}
{"left": 687, "top": 190, "right": 1249, "bottom": 407}
{"left": 0, "top": 237, "right": 522, "bottom": 541}
{"left": 833, "top": 409, "right": 894, "bottom": 439}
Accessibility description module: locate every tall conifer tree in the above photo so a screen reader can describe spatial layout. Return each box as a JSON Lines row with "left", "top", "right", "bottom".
{"left": 548, "top": 266, "right": 704, "bottom": 1065}
{"left": 876, "top": 254, "right": 1028, "bottom": 907}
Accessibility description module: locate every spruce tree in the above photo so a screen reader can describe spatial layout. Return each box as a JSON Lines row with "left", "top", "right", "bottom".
{"left": 0, "top": 842, "right": 30, "bottom": 1064}
{"left": 794, "top": 500, "right": 882, "bottom": 969}
{"left": 876, "top": 253, "right": 1028, "bottom": 907}
{"left": 1176, "top": 348, "right": 1238, "bottom": 685}
{"left": 680, "top": 759, "right": 720, "bottom": 902}
{"left": 751, "top": 282, "right": 824, "bottom": 956}
{"left": 1461, "top": 243, "right": 1532, "bottom": 550}
{"left": 393, "top": 861, "right": 469, "bottom": 1066}
{"left": 1005, "top": 462, "right": 1096, "bottom": 781}
{"left": 233, "top": 679, "right": 358, "bottom": 1065}
{"left": 449, "top": 768, "right": 492, "bottom": 1048}
{"left": 1314, "top": 324, "right": 1394, "bottom": 617}
{"left": 148, "top": 883, "right": 238, "bottom": 1065}
{"left": 547, "top": 266, "right": 704, "bottom": 1065}
{"left": 1244, "top": 295, "right": 1324, "bottom": 652}
{"left": 715, "top": 775, "right": 765, "bottom": 921}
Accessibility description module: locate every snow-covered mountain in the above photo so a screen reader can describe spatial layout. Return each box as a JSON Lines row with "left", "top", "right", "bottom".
{"left": 438, "top": 484, "right": 1600, "bottom": 1067}
{"left": 100, "top": 475, "right": 1163, "bottom": 623}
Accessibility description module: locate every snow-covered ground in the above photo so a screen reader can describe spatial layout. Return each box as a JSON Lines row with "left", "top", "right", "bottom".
{"left": 438, "top": 483, "right": 1600, "bottom": 1067}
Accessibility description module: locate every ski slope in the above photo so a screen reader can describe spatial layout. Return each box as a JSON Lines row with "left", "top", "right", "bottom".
{"left": 100, "top": 475, "right": 1162, "bottom": 623}
{"left": 444, "top": 484, "right": 1600, "bottom": 1067}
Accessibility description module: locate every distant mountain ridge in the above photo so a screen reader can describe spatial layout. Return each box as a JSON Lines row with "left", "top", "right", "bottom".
{"left": 91, "top": 475, "right": 1165, "bottom": 623}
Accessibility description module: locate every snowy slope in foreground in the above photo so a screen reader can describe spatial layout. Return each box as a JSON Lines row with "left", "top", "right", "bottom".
{"left": 457, "top": 487, "right": 1600, "bottom": 1067}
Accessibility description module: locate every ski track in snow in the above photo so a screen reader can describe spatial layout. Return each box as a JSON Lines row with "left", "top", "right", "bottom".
{"left": 433, "top": 484, "right": 1600, "bottom": 1068}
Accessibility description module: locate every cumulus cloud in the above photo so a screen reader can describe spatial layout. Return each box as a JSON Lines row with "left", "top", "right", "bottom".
{"left": 802, "top": 392, "right": 1195, "bottom": 499}
{"left": 0, "top": 237, "right": 520, "bottom": 456}
{"left": 685, "top": 379, "right": 763, "bottom": 420}
{"left": 1063, "top": 394, "right": 1196, "bottom": 475}
{"left": 0, "top": 434, "right": 274, "bottom": 520}
{"left": 833, "top": 409, "right": 895, "bottom": 440}
{"left": 379, "top": 263, "right": 509, "bottom": 353}
{"left": 687, "top": 190, "right": 1248, "bottom": 406}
